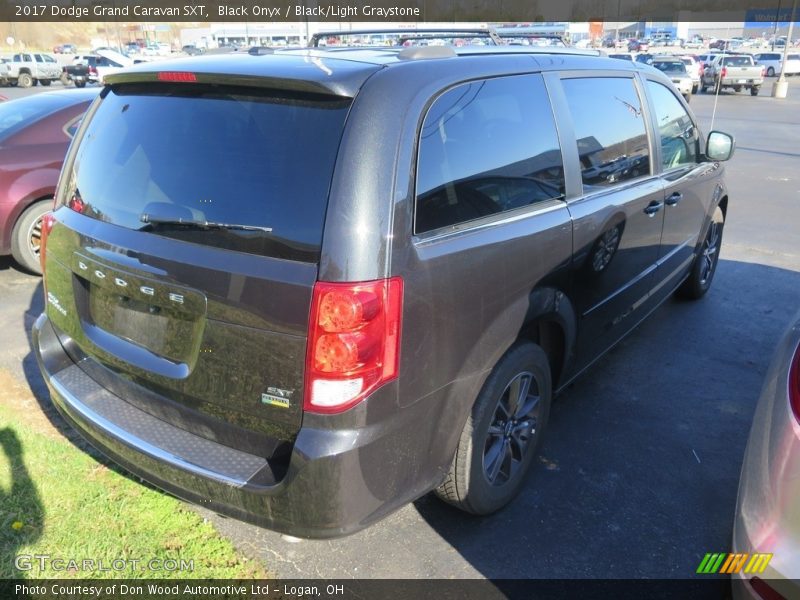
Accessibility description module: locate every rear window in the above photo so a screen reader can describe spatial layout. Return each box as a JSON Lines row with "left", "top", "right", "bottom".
{"left": 65, "top": 84, "right": 350, "bottom": 262}
{"left": 720, "top": 56, "right": 754, "bottom": 67}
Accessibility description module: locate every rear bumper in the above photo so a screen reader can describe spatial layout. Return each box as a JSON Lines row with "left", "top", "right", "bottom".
{"left": 33, "top": 312, "right": 445, "bottom": 538}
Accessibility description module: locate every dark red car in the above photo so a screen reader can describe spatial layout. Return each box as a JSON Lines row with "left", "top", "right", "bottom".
{"left": 0, "top": 89, "right": 96, "bottom": 273}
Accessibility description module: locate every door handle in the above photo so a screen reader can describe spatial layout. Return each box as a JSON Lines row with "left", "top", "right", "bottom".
{"left": 644, "top": 201, "right": 663, "bottom": 217}
{"left": 665, "top": 192, "right": 683, "bottom": 206}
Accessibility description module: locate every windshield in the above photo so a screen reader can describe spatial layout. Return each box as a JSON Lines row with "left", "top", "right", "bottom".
{"left": 64, "top": 83, "right": 351, "bottom": 262}
{"left": 652, "top": 61, "right": 687, "bottom": 74}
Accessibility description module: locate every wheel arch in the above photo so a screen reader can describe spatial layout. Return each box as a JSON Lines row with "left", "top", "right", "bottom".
{"left": 515, "top": 286, "right": 577, "bottom": 390}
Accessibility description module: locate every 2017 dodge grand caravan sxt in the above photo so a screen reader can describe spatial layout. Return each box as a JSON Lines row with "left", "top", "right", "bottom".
{"left": 34, "top": 44, "right": 735, "bottom": 538}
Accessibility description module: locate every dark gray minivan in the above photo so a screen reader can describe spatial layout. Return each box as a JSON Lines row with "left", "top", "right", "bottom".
{"left": 34, "top": 45, "right": 735, "bottom": 538}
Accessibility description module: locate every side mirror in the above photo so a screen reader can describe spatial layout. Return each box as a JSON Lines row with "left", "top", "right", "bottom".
{"left": 706, "top": 131, "right": 735, "bottom": 161}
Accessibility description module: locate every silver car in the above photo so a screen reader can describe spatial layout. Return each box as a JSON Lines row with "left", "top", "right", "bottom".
{"left": 650, "top": 57, "right": 694, "bottom": 101}
{"left": 733, "top": 313, "right": 800, "bottom": 599}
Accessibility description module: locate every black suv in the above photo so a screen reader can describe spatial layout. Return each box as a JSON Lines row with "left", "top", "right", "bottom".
{"left": 34, "top": 44, "right": 734, "bottom": 538}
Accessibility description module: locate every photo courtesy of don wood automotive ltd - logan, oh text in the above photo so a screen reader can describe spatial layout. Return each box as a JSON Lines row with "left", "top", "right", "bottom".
{"left": 0, "top": 0, "right": 799, "bottom": 599}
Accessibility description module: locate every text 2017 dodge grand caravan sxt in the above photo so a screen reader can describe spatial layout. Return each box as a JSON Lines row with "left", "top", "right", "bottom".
{"left": 34, "top": 45, "right": 735, "bottom": 538}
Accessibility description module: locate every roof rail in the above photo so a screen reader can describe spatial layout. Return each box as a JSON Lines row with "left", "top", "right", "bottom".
{"left": 309, "top": 27, "right": 502, "bottom": 48}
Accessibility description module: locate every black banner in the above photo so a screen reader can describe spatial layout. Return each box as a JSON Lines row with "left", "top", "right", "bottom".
{"left": 1, "top": 0, "right": 798, "bottom": 23}
{"left": 0, "top": 577, "right": 768, "bottom": 600}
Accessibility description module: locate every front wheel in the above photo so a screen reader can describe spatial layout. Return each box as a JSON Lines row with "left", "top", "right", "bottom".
{"left": 435, "top": 342, "right": 552, "bottom": 515}
{"left": 677, "top": 206, "right": 724, "bottom": 300}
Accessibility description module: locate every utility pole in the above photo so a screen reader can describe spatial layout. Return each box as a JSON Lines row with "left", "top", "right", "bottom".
{"left": 773, "top": 0, "right": 798, "bottom": 98}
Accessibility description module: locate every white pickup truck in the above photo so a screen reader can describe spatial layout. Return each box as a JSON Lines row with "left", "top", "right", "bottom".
{"left": 6, "top": 52, "right": 62, "bottom": 88}
{"left": 701, "top": 54, "right": 765, "bottom": 96}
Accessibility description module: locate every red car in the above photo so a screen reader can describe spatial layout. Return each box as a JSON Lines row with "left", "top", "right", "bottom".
{"left": 0, "top": 89, "right": 96, "bottom": 273}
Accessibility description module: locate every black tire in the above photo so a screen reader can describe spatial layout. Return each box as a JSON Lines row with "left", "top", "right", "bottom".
{"left": 40, "top": 79, "right": 51, "bottom": 86}
{"left": 75, "top": 80, "right": 86, "bottom": 88}
{"left": 677, "top": 206, "right": 724, "bottom": 300}
{"left": 17, "top": 72, "right": 33, "bottom": 88}
{"left": 767, "top": 67, "right": 775, "bottom": 77}
{"left": 683, "top": 93, "right": 691, "bottom": 103}
{"left": 435, "top": 342, "right": 552, "bottom": 515}
{"left": 750, "top": 86, "right": 760, "bottom": 96}
{"left": 692, "top": 84, "right": 698, "bottom": 94}
{"left": 733, "top": 85, "right": 742, "bottom": 92}
{"left": 10, "top": 199, "right": 52, "bottom": 275}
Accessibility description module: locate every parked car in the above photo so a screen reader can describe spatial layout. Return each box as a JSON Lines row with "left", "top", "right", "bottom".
{"left": 732, "top": 312, "right": 800, "bottom": 600}
{"left": 182, "top": 44, "right": 205, "bottom": 56}
{"left": 696, "top": 53, "right": 722, "bottom": 70}
{"left": 33, "top": 47, "right": 735, "bottom": 538}
{"left": 628, "top": 39, "right": 649, "bottom": 52}
{"left": 5, "top": 53, "right": 62, "bottom": 88}
{"left": 650, "top": 56, "right": 694, "bottom": 101}
{"left": 54, "top": 43, "right": 77, "bottom": 54}
{"left": 753, "top": 52, "right": 800, "bottom": 77}
{"left": 607, "top": 53, "right": 634, "bottom": 61}
{"left": 0, "top": 60, "right": 10, "bottom": 86}
{"left": 0, "top": 89, "right": 97, "bottom": 273}
{"left": 701, "top": 54, "right": 765, "bottom": 95}
{"left": 680, "top": 56, "right": 702, "bottom": 93}
{"left": 68, "top": 50, "right": 133, "bottom": 85}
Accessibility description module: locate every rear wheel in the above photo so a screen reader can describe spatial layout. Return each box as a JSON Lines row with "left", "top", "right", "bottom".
{"left": 750, "top": 86, "right": 760, "bottom": 96}
{"left": 677, "top": 206, "right": 724, "bottom": 300}
{"left": 17, "top": 72, "right": 33, "bottom": 88}
{"left": 40, "top": 79, "right": 51, "bottom": 86}
{"left": 733, "top": 85, "right": 742, "bottom": 92}
{"left": 75, "top": 79, "right": 87, "bottom": 88}
{"left": 435, "top": 342, "right": 552, "bottom": 515}
{"left": 10, "top": 199, "right": 52, "bottom": 275}
{"left": 767, "top": 67, "right": 775, "bottom": 77}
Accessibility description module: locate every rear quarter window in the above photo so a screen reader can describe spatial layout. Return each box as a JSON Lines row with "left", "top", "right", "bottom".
{"left": 415, "top": 74, "right": 565, "bottom": 235}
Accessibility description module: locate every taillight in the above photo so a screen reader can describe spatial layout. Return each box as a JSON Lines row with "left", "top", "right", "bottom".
{"left": 762, "top": 66, "right": 767, "bottom": 78}
{"left": 157, "top": 72, "right": 197, "bottom": 82}
{"left": 721, "top": 67, "right": 728, "bottom": 78}
{"left": 89, "top": 65, "right": 97, "bottom": 74}
{"left": 39, "top": 212, "right": 56, "bottom": 272}
{"left": 304, "top": 278, "right": 403, "bottom": 414}
{"left": 789, "top": 339, "right": 800, "bottom": 424}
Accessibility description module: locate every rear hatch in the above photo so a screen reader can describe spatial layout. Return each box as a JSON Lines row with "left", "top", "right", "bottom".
{"left": 43, "top": 73, "right": 358, "bottom": 460}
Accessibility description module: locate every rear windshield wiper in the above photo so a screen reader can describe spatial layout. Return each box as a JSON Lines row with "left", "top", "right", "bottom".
{"left": 140, "top": 214, "right": 272, "bottom": 233}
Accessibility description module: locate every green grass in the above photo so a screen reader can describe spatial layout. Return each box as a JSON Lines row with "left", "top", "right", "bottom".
{"left": 0, "top": 400, "right": 267, "bottom": 579}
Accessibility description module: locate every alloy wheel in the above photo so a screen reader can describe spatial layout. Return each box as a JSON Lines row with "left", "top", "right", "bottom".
{"left": 483, "top": 371, "right": 541, "bottom": 486}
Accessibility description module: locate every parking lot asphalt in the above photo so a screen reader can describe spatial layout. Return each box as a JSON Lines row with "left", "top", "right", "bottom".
{"left": 1, "top": 81, "right": 799, "bottom": 585}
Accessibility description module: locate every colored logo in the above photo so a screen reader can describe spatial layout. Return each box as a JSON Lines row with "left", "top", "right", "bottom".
{"left": 696, "top": 552, "right": 773, "bottom": 574}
